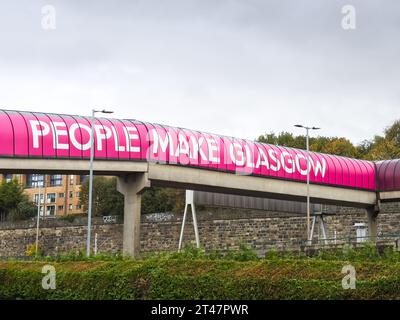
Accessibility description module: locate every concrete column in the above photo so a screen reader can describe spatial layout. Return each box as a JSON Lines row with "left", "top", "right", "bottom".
{"left": 366, "top": 205, "right": 379, "bottom": 242}
{"left": 116, "top": 173, "right": 150, "bottom": 257}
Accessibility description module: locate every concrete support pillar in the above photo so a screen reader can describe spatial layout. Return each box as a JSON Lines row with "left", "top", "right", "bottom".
{"left": 366, "top": 204, "right": 379, "bottom": 243}
{"left": 116, "top": 173, "right": 150, "bottom": 257}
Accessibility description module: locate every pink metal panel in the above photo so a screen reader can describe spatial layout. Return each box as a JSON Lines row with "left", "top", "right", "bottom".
{"left": 98, "top": 117, "right": 118, "bottom": 160}
{"left": 34, "top": 113, "right": 58, "bottom": 158}
{"left": 346, "top": 158, "right": 357, "bottom": 188}
{"left": 175, "top": 128, "right": 192, "bottom": 166}
{"left": 164, "top": 125, "right": 179, "bottom": 165}
{"left": 276, "top": 145, "right": 292, "bottom": 181}
{"left": 60, "top": 114, "right": 83, "bottom": 159}
{"left": 221, "top": 136, "right": 234, "bottom": 173}
{"left": 265, "top": 144, "right": 283, "bottom": 179}
{"left": 253, "top": 141, "right": 270, "bottom": 177}
{"left": 367, "top": 162, "right": 376, "bottom": 190}
{"left": 129, "top": 119, "right": 148, "bottom": 161}
{"left": 323, "top": 153, "right": 337, "bottom": 186}
{"left": 183, "top": 128, "right": 202, "bottom": 168}
{"left": 10, "top": 111, "right": 30, "bottom": 156}
{"left": 190, "top": 130, "right": 211, "bottom": 169}
{"left": 108, "top": 118, "right": 129, "bottom": 160}
{"left": 309, "top": 151, "right": 324, "bottom": 185}
{"left": 394, "top": 161, "right": 400, "bottom": 191}
{"left": 21, "top": 112, "right": 43, "bottom": 157}
{"left": 46, "top": 113, "right": 70, "bottom": 158}
{"left": 216, "top": 135, "right": 227, "bottom": 172}
{"left": 147, "top": 123, "right": 170, "bottom": 164}
{"left": 202, "top": 132, "right": 221, "bottom": 171}
{"left": 72, "top": 116, "right": 91, "bottom": 159}
{"left": 383, "top": 160, "right": 397, "bottom": 191}
{"left": 337, "top": 155, "right": 350, "bottom": 187}
{"left": 0, "top": 110, "right": 14, "bottom": 156}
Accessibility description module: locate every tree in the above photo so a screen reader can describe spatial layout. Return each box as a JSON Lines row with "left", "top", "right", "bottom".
{"left": 80, "top": 177, "right": 124, "bottom": 216}
{"left": 357, "top": 139, "right": 374, "bottom": 159}
{"left": 257, "top": 133, "right": 359, "bottom": 157}
{"left": 0, "top": 179, "right": 36, "bottom": 221}
{"left": 317, "top": 137, "right": 359, "bottom": 158}
{"left": 257, "top": 119, "right": 400, "bottom": 161}
{"left": 141, "top": 187, "right": 184, "bottom": 214}
{"left": 366, "top": 136, "right": 400, "bottom": 160}
{"left": 258, "top": 131, "right": 307, "bottom": 149}
{"left": 384, "top": 120, "right": 400, "bottom": 147}
{"left": 361, "top": 119, "right": 400, "bottom": 160}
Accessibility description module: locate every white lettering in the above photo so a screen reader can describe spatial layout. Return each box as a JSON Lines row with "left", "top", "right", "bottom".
{"left": 111, "top": 126, "right": 125, "bottom": 152}
{"left": 256, "top": 147, "right": 270, "bottom": 170}
{"left": 268, "top": 149, "right": 281, "bottom": 172}
{"left": 206, "top": 138, "right": 220, "bottom": 163}
{"left": 151, "top": 129, "right": 171, "bottom": 155}
{"left": 197, "top": 137, "right": 208, "bottom": 162}
{"left": 123, "top": 126, "right": 140, "bottom": 153}
{"left": 244, "top": 144, "right": 254, "bottom": 168}
{"left": 310, "top": 157, "right": 327, "bottom": 178}
{"left": 295, "top": 154, "right": 308, "bottom": 176}
{"left": 175, "top": 134, "right": 190, "bottom": 157}
{"left": 230, "top": 143, "right": 245, "bottom": 166}
{"left": 69, "top": 123, "right": 92, "bottom": 151}
{"left": 30, "top": 120, "right": 50, "bottom": 149}
{"left": 52, "top": 122, "right": 69, "bottom": 150}
{"left": 94, "top": 125, "right": 111, "bottom": 151}
{"left": 281, "top": 152, "right": 295, "bottom": 174}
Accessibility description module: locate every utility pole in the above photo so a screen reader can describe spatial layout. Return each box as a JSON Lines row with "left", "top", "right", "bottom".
{"left": 294, "top": 124, "right": 320, "bottom": 243}
{"left": 86, "top": 109, "right": 114, "bottom": 257}
{"left": 35, "top": 174, "right": 45, "bottom": 256}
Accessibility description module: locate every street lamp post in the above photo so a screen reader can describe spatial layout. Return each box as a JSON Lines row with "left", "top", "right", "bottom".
{"left": 35, "top": 174, "right": 45, "bottom": 256}
{"left": 294, "top": 124, "right": 320, "bottom": 243}
{"left": 86, "top": 109, "right": 114, "bottom": 257}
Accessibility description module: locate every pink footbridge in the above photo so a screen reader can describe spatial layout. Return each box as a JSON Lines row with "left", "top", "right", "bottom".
{"left": 0, "top": 109, "right": 398, "bottom": 192}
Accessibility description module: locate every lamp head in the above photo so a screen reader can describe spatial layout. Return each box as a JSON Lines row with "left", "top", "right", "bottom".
{"left": 93, "top": 109, "right": 114, "bottom": 114}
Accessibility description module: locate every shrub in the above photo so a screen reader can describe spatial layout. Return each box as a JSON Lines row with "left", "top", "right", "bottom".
{"left": 1, "top": 256, "right": 400, "bottom": 300}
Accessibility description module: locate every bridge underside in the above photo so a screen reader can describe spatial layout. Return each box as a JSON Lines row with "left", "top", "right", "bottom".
{"left": 0, "top": 158, "right": 389, "bottom": 256}
{"left": 0, "top": 158, "right": 377, "bottom": 207}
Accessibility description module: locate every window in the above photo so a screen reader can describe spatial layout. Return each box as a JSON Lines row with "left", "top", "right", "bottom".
{"left": 76, "top": 205, "right": 82, "bottom": 210}
{"left": 26, "top": 174, "right": 44, "bottom": 188}
{"left": 76, "top": 192, "right": 80, "bottom": 198}
{"left": 46, "top": 205, "right": 55, "bottom": 216}
{"left": 58, "top": 205, "right": 64, "bottom": 212}
{"left": 34, "top": 194, "right": 44, "bottom": 204}
{"left": 69, "top": 204, "right": 73, "bottom": 211}
{"left": 50, "top": 175, "right": 63, "bottom": 186}
{"left": 58, "top": 193, "right": 65, "bottom": 198}
{"left": 5, "top": 174, "right": 13, "bottom": 182}
{"left": 47, "top": 193, "right": 56, "bottom": 204}
{"left": 69, "top": 191, "right": 73, "bottom": 198}
{"left": 69, "top": 176, "right": 74, "bottom": 185}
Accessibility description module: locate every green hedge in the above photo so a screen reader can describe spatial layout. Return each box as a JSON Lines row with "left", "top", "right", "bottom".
{"left": 1, "top": 258, "right": 400, "bottom": 299}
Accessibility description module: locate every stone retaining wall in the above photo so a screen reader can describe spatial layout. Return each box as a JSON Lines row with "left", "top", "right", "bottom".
{"left": 1, "top": 203, "right": 400, "bottom": 257}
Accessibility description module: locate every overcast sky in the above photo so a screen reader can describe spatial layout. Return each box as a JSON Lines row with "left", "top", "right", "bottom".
{"left": 0, "top": 0, "right": 399, "bottom": 144}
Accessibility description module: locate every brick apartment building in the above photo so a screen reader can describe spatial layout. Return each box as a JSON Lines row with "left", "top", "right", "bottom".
{"left": 0, "top": 174, "right": 86, "bottom": 217}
